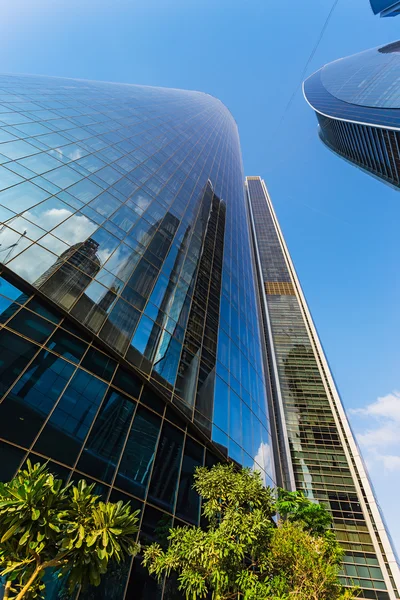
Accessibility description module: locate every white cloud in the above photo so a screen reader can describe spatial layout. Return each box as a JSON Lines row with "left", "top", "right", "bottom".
{"left": 350, "top": 391, "right": 400, "bottom": 473}
{"left": 351, "top": 391, "right": 400, "bottom": 422}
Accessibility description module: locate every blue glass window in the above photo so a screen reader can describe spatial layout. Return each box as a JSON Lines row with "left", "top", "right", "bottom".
{"left": 0, "top": 350, "right": 75, "bottom": 447}
{"left": 0, "top": 181, "right": 49, "bottom": 213}
{"left": 0, "top": 165, "right": 23, "bottom": 190}
{"left": 147, "top": 421, "right": 184, "bottom": 512}
{"left": 7, "top": 309, "right": 56, "bottom": 343}
{"left": 115, "top": 405, "right": 161, "bottom": 498}
{"left": 76, "top": 389, "right": 136, "bottom": 484}
{"left": 33, "top": 369, "right": 107, "bottom": 465}
{"left": 81, "top": 347, "right": 116, "bottom": 381}
{"left": 0, "top": 441, "right": 24, "bottom": 482}
{"left": 46, "top": 329, "right": 87, "bottom": 364}
{"left": 175, "top": 436, "right": 204, "bottom": 523}
{"left": 0, "top": 329, "right": 38, "bottom": 396}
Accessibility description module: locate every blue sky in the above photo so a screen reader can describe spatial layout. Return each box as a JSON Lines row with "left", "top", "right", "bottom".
{"left": 2, "top": 0, "right": 400, "bottom": 549}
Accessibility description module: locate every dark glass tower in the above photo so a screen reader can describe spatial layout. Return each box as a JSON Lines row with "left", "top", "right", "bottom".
{"left": 0, "top": 74, "right": 274, "bottom": 599}
{"left": 246, "top": 176, "right": 400, "bottom": 600}
{"left": 303, "top": 41, "right": 400, "bottom": 189}
{"left": 370, "top": 0, "right": 400, "bottom": 17}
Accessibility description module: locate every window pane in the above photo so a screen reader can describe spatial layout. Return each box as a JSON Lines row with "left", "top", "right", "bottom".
{"left": 7, "top": 308, "right": 56, "bottom": 343}
{"left": 46, "top": 329, "right": 88, "bottom": 364}
{"left": 33, "top": 369, "right": 107, "bottom": 465}
{"left": 81, "top": 347, "right": 116, "bottom": 381}
{"left": 147, "top": 422, "right": 184, "bottom": 512}
{"left": 229, "top": 390, "right": 242, "bottom": 446}
{"left": 213, "top": 376, "right": 229, "bottom": 434}
{"left": 112, "top": 365, "right": 142, "bottom": 399}
{"left": 0, "top": 329, "right": 38, "bottom": 396}
{"left": 99, "top": 299, "right": 140, "bottom": 355}
{"left": 0, "top": 441, "right": 24, "bottom": 482}
{"left": 0, "top": 274, "right": 29, "bottom": 302}
{"left": 76, "top": 389, "right": 136, "bottom": 483}
{"left": 140, "top": 505, "right": 172, "bottom": 546}
{"left": 115, "top": 405, "right": 161, "bottom": 498}
{"left": 0, "top": 349, "right": 75, "bottom": 447}
{"left": 175, "top": 436, "right": 204, "bottom": 524}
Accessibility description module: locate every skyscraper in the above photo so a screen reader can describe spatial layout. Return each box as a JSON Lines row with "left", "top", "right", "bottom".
{"left": 303, "top": 41, "right": 400, "bottom": 188}
{"left": 0, "top": 74, "right": 273, "bottom": 599}
{"left": 370, "top": 0, "right": 400, "bottom": 17}
{"left": 246, "top": 176, "right": 400, "bottom": 600}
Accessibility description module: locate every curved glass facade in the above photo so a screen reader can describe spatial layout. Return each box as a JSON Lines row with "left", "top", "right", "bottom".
{"left": 0, "top": 74, "right": 273, "bottom": 598}
{"left": 303, "top": 43, "right": 400, "bottom": 189}
{"left": 322, "top": 44, "right": 400, "bottom": 109}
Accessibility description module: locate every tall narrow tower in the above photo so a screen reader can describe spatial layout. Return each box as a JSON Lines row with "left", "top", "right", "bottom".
{"left": 246, "top": 176, "right": 400, "bottom": 600}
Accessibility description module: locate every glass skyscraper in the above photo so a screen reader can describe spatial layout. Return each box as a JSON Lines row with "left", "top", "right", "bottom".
{"left": 0, "top": 74, "right": 273, "bottom": 599}
{"left": 370, "top": 0, "right": 400, "bottom": 17}
{"left": 247, "top": 176, "right": 400, "bottom": 600}
{"left": 0, "top": 73, "right": 397, "bottom": 599}
{"left": 303, "top": 41, "right": 400, "bottom": 188}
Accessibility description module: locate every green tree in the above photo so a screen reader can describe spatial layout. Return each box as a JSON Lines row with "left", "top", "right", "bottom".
{"left": 143, "top": 463, "right": 356, "bottom": 600}
{"left": 0, "top": 461, "right": 140, "bottom": 600}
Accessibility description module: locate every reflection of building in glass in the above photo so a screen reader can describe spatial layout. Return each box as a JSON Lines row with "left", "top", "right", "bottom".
{"left": 247, "top": 176, "right": 400, "bottom": 600}
{"left": 0, "top": 74, "right": 272, "bottom": 599}
{"left": 370, "top": 0, "right": 400, "bottom": 16}
{"left": 304, "top": 42, "right": 400, "bottom": 188}
{"left": 35, "top": 238, "right": 101, "bottom": 309}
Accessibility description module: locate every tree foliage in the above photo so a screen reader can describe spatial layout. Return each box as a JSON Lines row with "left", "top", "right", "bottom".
{"left": 0, "top": 461, "right": 140, "bottom": 600}
{"left": 143, "top": 463, "right": 357, "bottom": 600}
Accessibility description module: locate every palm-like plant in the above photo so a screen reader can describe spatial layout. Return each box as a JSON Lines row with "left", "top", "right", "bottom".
{"left": 0, "top": 461, "right": 140, "bottom": 600}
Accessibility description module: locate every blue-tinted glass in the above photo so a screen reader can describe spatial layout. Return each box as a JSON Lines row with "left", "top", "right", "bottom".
{"left": 0, "top": 295, "right": 20, "bottom": 323}
{"left": 43, "top": 165, "right": 83, "bottom": 189}
{"left": 76, "top": 389, "right": 136, "bottom": 483}
{"left": 0, "top": 181, "right": 48, "bottom": 213}
{"left": 0, "top": 139, "right": 40, "bottom": 160}
{"left": 25, "top": 298, "right": 61, "bottom": 324}
{"left": 0, "top": 165, "right": 23, "bottom": 190}
{"left": 0, "top": 274, "right": 28, "bottom": 301}
{"left": 99, "top": 299, "right": 140, "bottom": 354}
{"left": 0, "top": 329, "right": 39, "bottom": 396}
{"left": 140, "top": 505, "right": 172, "bottom": 546}
{"left": 7, "top": 308, "right": 56, "bottom": 343}
{"left": 175, "top": 436, "right": 203, "bottom": 524}
{"left": 33, "top": 369, "right": 107, "bottom": 465}
{"left": 112, "top": 365, "right": 142, "bottom": 399}
{"left": 89, "top": 192, "right": 120, "bottom": 218}
{"left": 229, "top": 390, "right": 242, "bottom": 447}
{"left": 147, "top": 422, "right": 184, "bottom": 512}
{"left": 0, "top": 440, "right": 24, "bottom": 482}
{"left": 115, "top": 405, "right": 161, "bottom": 498}
{"left": 67, "top": 178, "right": 102, "bottom": 204}
{"left": 0, "top": 350, "right": 75, "bottom": 446}
{"left": 19, "top": 152, "right": 62, "bottom": 175}
{"left": 213, "top": 376, "right": 229, "bottom": 434}
{"left": 46, "top": 329, "right": 87, "bottom": 364}
{"left": 81, "top": 347, "right": 117, "bottom": 381}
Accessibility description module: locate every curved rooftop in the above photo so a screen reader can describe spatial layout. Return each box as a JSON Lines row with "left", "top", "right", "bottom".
{"left": 303, "top": 41, "right": 400, "bottom": 129}
{"left": 321, "top": 43, "right": 400, "bottom": 109}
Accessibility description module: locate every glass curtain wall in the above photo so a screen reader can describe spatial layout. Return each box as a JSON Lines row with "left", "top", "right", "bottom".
{"left": 0, "top": 75, "right": 275, "bottom": 599}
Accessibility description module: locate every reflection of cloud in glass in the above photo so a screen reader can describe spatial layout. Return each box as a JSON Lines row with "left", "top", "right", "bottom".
{"left": 8, "top": 244, "right": 56, "bottom": 283}
{"left": 22, "top": 201, "right": 73, "bottom": 229}
{"left": 252, "top": 441, "right": 272, "bottom": 484}
{"left": 0, "top": 225, "right": 31, "bottom": 264}
{"left": 52, "top": 213, "right": 98, "bottom": 246}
